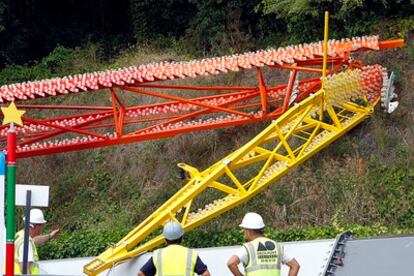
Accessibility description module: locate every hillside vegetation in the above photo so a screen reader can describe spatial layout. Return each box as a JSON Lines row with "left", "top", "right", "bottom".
{"left": 0, "top": 2, "right": 412, "bottom": 259}
{"left": 28, "top": 37, "right": 414, "bottom": 259}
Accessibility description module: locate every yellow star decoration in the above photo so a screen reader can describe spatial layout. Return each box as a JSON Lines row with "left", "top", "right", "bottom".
{"left": 1, "top": 102, "right": 25, "bottom": 126}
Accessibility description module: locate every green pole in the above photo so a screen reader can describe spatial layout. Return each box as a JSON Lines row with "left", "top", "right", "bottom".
{"left": 5, "top": 125, "right": 16, "bottom": 276}
{"left": 6, "top": 166, "right": 16, "bottom": 241}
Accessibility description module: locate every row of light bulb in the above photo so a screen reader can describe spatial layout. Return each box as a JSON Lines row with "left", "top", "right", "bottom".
{"left": 303, "top": 130, "right": 333, "bottom": 154}
{"left": 187, "top": 194, "right": 238, "bottom": 223}
{"left": 0, "top": 114, "right": 105, "bottom": 137}
{"left": 257, "top": 161, "right": 289, "bottom": 185}
{"left": 324, "top": 70, "right": 363, "bottom": 107}
{"left": 361, "top": 65, "right": 386, "bottom": 103}
{"left": 0, "top": 36, "right": 380, "bottom": 102}
{"left": 125, "top": 94, "right": 249, "bottom": 117}
{"left": 141, "top": 112, "right": 257, "bottom": 134}
{"left": 16, "top": 134, "right": 108, "bottom": 151}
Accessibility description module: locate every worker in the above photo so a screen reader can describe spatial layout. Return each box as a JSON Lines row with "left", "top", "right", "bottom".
{"left": 138, "top": 221, "right": 211, "bottom": 276}
{"left": 15, "top": 208, "right": 60, "bottom": 274}
{"left": 227, "top": 212, "right": 300, "bottom": 276}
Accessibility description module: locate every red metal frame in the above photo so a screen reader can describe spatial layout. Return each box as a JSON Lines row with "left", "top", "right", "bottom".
{"left": 0, "top": 37, "right": 404, "bottom": 158}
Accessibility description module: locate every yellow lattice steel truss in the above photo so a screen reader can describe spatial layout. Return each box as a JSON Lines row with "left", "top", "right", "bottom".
{"left": 84, "top": 12, "right": 402, "bottom": 274}
{"left": 84, "top": 65, "right": 390, "bottom": 275}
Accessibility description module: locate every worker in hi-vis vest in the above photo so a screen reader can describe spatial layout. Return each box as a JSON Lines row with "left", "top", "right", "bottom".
{"left": 138, "top": 221, "right": 211, "bottom": 276}
{"left": 227, "top": 212, "right": 300, "bottom": 276}
{"left": 15, "top": 208, "right": 60, "bottom": 274}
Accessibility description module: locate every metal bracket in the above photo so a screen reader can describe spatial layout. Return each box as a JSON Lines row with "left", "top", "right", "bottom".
{"left": 289, "top": 72, "right": 300, "bottom": 105}
{"left": 321, "top": 231, "right": 353, "bottom": 276}
{"left": 177, "top": 163, "right": 200, "bottom": 180}
{"left": 381, "top": 71, "right": 399, "bottom": 113}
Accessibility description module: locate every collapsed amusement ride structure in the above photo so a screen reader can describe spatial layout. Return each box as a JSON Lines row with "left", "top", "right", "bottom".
{"left": 0, "top": 16, "right": 404, "bottom": 275}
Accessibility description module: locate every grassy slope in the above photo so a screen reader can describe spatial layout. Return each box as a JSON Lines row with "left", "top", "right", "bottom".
{"left": 9, "top": 33, "right": 413, "bottom": 258}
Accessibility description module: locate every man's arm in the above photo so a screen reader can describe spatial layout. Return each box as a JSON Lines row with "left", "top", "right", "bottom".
{"left": 286, "top": 258, "right": 300, "bottom": 276}
{"left": 137, "top": 257, "right": 156, "bottom": 276}
{"left": 227, "top": 255, "right": 244, "bottom": 276}
{"left": 33, "top": 228, "right": 60, "bottom": 245}
{"left": 194, "top": 255, "right": 210, "bottom": 276}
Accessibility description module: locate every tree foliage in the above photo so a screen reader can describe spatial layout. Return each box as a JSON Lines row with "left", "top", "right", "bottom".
{"left": 130, "top": 0, "right": 196, "bottom": 42}
{"left": 0, "top": 0, "right": 131, "bottom": 66}
{"left": 261, "top": 0, "right": 414, "bottom": 43}
{"left": 184, "top": 0, "right": 263, "bottom": 54}
{"left": 0, "top": 1, "right": 413, "bottom": 71}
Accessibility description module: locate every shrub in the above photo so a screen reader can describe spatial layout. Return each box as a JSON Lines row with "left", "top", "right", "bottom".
{"left": 38, "top": 224, "right": 412, "bottom": 260}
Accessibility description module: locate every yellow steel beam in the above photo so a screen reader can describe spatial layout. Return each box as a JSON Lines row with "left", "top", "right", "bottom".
{"left": 322, "top": 11, "right": 329, "bottom": 81}
{"left": 84, "top": 67, "right": 384, "bottom": 275}
{"left": 209, "top": 181, "right": 240, "bottom": 195}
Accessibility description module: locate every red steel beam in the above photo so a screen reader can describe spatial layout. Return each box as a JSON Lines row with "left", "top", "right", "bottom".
{"left": 13, "top": 81, "right": 322, "bottom": 158}
{"left": 128, "top": 89, "right": 260, "bottom": 136}
{"left": 110, "top": 88, "right": 126, "bottom": 137}
{"left": 5, "top": 78, "right": 322, "bottom": 143}
{"left": 123, "top": 86, "right": 255, "bottom": 119}
{"left": 135, "top": 84, "right": 257, "bottom": 91}
{"left": 378, "top": 39, "right": 405, "bottom": 49}
{"left": 257, "top": 68, "right": 268, "bottom": 114}
{"left": 282, "top": 70, "right": 298, "bottom": 112}
{"left": 0, "top": 35, "right": 400, "bottom": 158}
{"left": 15, "top": 104, "right": 113, "bottom": 111}
{"left": 16, "top": 113, "right": 113, "bottom": 148}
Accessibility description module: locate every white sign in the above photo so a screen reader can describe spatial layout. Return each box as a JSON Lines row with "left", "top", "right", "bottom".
{"left": 16, "top": 185, "right": 49, "bottom": 207}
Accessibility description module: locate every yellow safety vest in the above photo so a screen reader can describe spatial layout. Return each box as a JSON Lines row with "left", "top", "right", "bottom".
{"left": 243, "top": 237, "right": 282, "bottom": 276}
{"left": 14, "top": 230, "right": 40, "bottom": 275}
{"left": 153, "top": 244, "right": 198, "bottom": 276}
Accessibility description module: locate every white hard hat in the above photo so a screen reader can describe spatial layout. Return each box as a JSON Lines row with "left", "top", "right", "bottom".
{"left": 239, "top": 212, "right": 265, "bottom": 229}
{"left": 163, "top": 221, "right": 184, "bottom": 241}
{"left": 23, "top": 209, "right": 47, "bottom": 225}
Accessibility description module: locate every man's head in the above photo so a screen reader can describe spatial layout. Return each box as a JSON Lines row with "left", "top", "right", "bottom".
{"left": 239, "top": 212, "right": 265, "bottom": 241}
{"left": 162, "top": 221, "right": 184, "bottom": 245}
{"left": 24, "top": 209, "right": 47, "bottom": 236}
